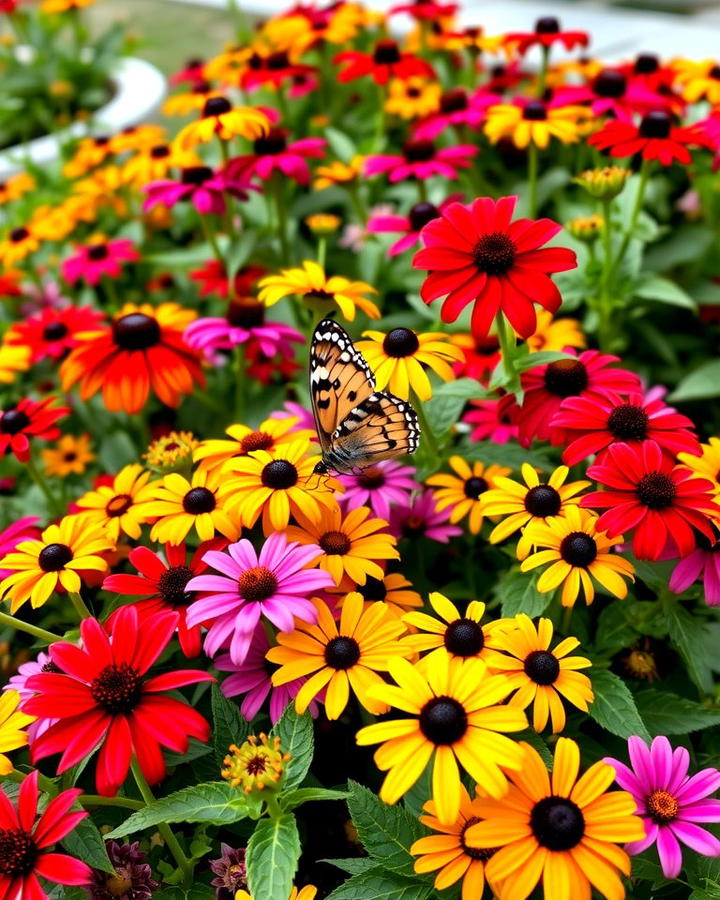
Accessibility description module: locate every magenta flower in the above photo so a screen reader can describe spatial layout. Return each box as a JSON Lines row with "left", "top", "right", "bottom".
{"left": 670, "top": 533, "right": 720, "bottom": 605}
{"left": 142, "top": 165, "right": 255, "bottom": 215}
{"left": 226, "top": 129, "right": 325, "bottom": 186}
{"left": 367, "top": 195, "right": 461, "bottom": 256}
{"left": 463, "top": 397, "right": 519, "bottom": 444}
{"left": 413, "top": 87, "right": 501, "bottom": 140}
{"left": 606, "top": 735, "right": 720, "bottom": 878}
{"left": 270, "top": 401, "right": 317, "bottom": 435}
{"left": 365, "top": 138, "right": 477, "bottom": 183}
{"left": 186, "top": 533, "right": 334, "bottom": 664}
{"left": 0, "top": 516, "right": 41, "bottom": 581}
{"left": 5, "top": 650, "right": 58, "bottom": 742}
{"left": 388, "top": 490, "right": 462, "bottom": 543}
{"left": 214, "top": 624, "right": 318, "bottom": 723}
{"left": 61, "top": 238, "right": 139, "bottom": 287}
{"left": 553, "top": 69, "right": 671, "bottom": 123}
{"left": 338, "top": 460, "right": 420, "bottom": 521}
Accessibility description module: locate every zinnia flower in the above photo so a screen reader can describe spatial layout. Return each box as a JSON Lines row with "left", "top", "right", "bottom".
{"left": 24, "top": 606, "right": 212, "bottom": 796}
{"left": 61, "top": 237, "right": 139, "bottom": 287}
{"left": 413, "top": 196, "right": 577, "bottom": 339}
{"left": 427, "top": 457, "right": 511, "bottom": 534}
{"left": 0, "top": 396, "right": 68, "bottom": 462}
{"left": 258, "top": 261, "right": 380, "bottom": 322}
{"left": 605, "top": 735, "right": 720, "bottom": 878}
{"left": 337, "top": 460, "right": 420, "bottom": 521}
{"left": 365, "top": 139, "right": 477, "bottom": 183}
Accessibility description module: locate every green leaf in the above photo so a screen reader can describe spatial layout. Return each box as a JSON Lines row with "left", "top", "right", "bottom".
{"left": 593, "top": 600, "right": 638, "bottom": 657}
{"left": 515, "top": 729, "right": 553, "bottom": 768}
{"left": 226, "top": 231, "right": 256, "bottom": 286}
{"left": 424, "top": 379, "right": 489, "bottom": 437}
{"left": 644, "top": 224, "right": 714, "bottom": 272}
{"left": 346, "top": 780, "right": 424, "bottom": 877}
{"left": 212, "top": 682, "right": 250, "bottom": 765}
{"left": 459, "top": 439, "right": 555, "bottom": 471}
{"left": 588, "top": 669, "right": 650, "bottom": 741}
{"left": 246, "top": 813, "right": 301, "bottom": 900}
{"left": 634, "top": 690, "right": 720, "bottom": 736}
{"left": 61, "top": 816, "right": 114, "bottom": 875}
{"left": 105, "top": 783, "right": 246, "bottom": 839}
{"left": 271, "top": 704, "right": 314, "bottom": 791}
{"left": 514, "top": 351, "right": 575, "bottom": 373}
{"left": 281, "top": 787, "right": 348, "bottom": 811}
{"left": 326, "top": 871, "right": 433, "bottom": 900}
{"left": 630, "top": 854, "right": 666, "bottom": 887}
{"left": 322, "top": 857, "right": 377, "bottom": 875}
{"left": 164, "top": 738, "right": 212, "bottom": 767}
{"left": 153, "top": 885, "right": 215, "bottom": 900}
{"left": 664, "top": 601, "right": 714, "bottom": 693}
{"left": 98, "top": 431, "right": 137, "bottom": 472}
{"left": 634, "top": 274, "right": 695, "bottom": 309}
{"left": 325, "top": 127, "right": 356, "bottom": 162}
{"left": 669, "top": 360, "right": 720, "bottom": 403}
{"left": 494, "top": 569, "right": 552, "bottom": 618}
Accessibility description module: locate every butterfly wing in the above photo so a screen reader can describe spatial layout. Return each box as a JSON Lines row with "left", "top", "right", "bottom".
{"left": 328, "top": 391, "right": 421, "bottom": 470}
{"left": 309, "top": 318, "right": 375, "bottom": 456}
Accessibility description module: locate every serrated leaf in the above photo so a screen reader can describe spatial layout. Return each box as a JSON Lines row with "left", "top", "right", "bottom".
{"left": 326, "top": 871, "right": 433, "bottom": 900}
{"left": 281, "top": 787, "right": 348, "bottom": 811}
{"left": 459, "top": 439, "right": 555, "bottom": 471}
{"left": 322, "top": 857, "right": 377, "bottom": 875}
{"left": 494, "top": 569, "right": 551, "bottom": 618}
{"left": 588, "top": 669, "right": 650, "bottom": 741}
{"left": 516, "top": 729, "right": 553, "bottom": 768}
{"left": 212, "top": 682, "right": 250, "bottom": 765}
{"left": 271, "top": 704, "right": 313, "bottom": 791}
{"left": 61, "top": 816, "right": 114, "bottom": 874}
{"left": 425, "top": 379, "right": 490, "bottom": 437}
{"left": 634, "top": 690, "right": 720, "bottom": 736}
{"left": 664, "top": 601, "right": 714, "bottom": 693}
{"left": 105, "top": 783, "right": 246, "bottom": 839}
{"left": 246, "top": 813, "right": 301, "bottom": 900}
{"left": 346, "top": 780, "right": 424, "bottom": 877}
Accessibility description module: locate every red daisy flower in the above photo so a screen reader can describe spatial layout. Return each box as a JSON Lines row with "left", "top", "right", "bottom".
{"left": 103, "top": 540, "right": 226, "bottom": 658}
{"left": 24, "top": 606, "right": 212, "bottom": 797}
{"left": 240, "top": 50, "right": 317, "bottom": 91}
{"left": 517, "top": 349, "right": 642, "bottom": 445}
{"left": 413, "top": 195, "right": 577, "bottom": 339}
{"left": 553, "top": 69, "right": 671, "bottom": 123}
{"left": 189, "top": 260, "right": 266, "bottom": 298}
{"left": 582, "top": 440, "right": 719, "bottom": 560}
{"left": 552, "top": 389, "right": 700, "bottom": 465}
{"left": 588, "top": 111, "right": 711, "bottom": 166}
{"left": 0, "top": 770, "right": 92, "bottom": 899}
{"left": 0, "top": 270, "right": 22, "bottom": 297}
{"left": 169, "top": 56, "right": 206, "bottom": 86}
{"left": 334, "top": 40, "right": 434, "bottom": 85}
{"left": 389, "top": 0, "right": 457, "bottom": 19}
{"left": 620, "top": 53, "right": 680, "bottom": 96}
{"left": 226, "top": 129, "right": 326, "bottom": 186}
{"left": 449, "top": 333, "right": 500, "bottom": 382}
{"left": 365, "top": 139, "right": 477, "bottom": 184}
{"left": 0, "top": 396, "right": 68, "bottom": 462}
{"left": 463, "top": 395, "right": 519, "bottom": 444}
{"left": 6, "top": 305, "right": 105, "bottom": 363}
{"left": 503, "top": 16, "right": 588, "bottom": 54}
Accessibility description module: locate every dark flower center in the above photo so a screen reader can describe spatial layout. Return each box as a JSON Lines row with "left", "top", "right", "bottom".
{"left": 10, "top": 227, "right": 29, "bottom": 242}
{"left": 459, "top": 818, "right": 497, "bottom": 861}
{"left": 203, "top": 96, "right": 232, "bottom": 117}
{"left": 636, "top": 472, "right": 676, "bottom": 509}
{"left": 38, "top": 542, "right": 74, "bottom": 572}
{"left": 409, "top": 201, "right": 440, "bottom": 232}
{"left": 304, "top": 289, "right": 335, "bottom": 303}
{"left": 402, "top": 514, "right": 426, "bottom": 538}
{"left": 535, "top": 16, "right": 560, "bottom": 33}
{"left": 245, "top": 754, "right": 267, "bottom": 775}
{"left": 440, "top": 88, "right": 468, "bottom": 113}
{"left": 524, "top": 484, "right": 562, "bottom": 517}
{"left": 634, "top": 53, "right": 659, "bottom": 74}
{"left": 182, "top": 486, "right": 216, "bottom": 514}
{"left": 241, "top": 431, "right": 274, "bottom": 453}
{"left": 106, "top": 494, "right": 133, "bottom": 517}
{"left": 473, "top": 232, "right": 516, "bottom": 276}
{"left": 91, "top": 662, "right": 143, "bottom": 715}
{"left": 524, "top": 649, "right": 561, "bottom": 685}
{"left": 150, "top": 143, "right": 171, "bottom": 159}
{"left": 227, "top": 299, "right": 265, "bottom": 328}
{"left": 182, "top": 166, "right": 214, "bottom": 188}
{"left": 43, "top": 321, "right": 68, "bottom": 341}
{"left": 373, "top": 40, "right": 401, "bottom": 64}
{"left": 158, "top": 565, "right": 194, "bottom": 606}
{"left": 560, "top": 532, "right": 597, "bottom": 567}
{"left": 444, "top": 618, "right": 484, "bottom": 657}
{"left": 357, "top": 466, "right": 385, "bottom": 489}
{"left": 639, "top": 111, "right": 671, "bottom": 139}
{"left": 64, "top": 452, "right": 77, "bottom": 462}
{"left": 383, "top": 327, "right": 420, "bottom": 358}
{"left": 253, "top": 128, "right": 288, "bottom": 156}
{"left": 407, "top": 86, "right": 421, "bottom": 98}
{"left": 319, "top": 530, "right": 352, "bottom": 555}
{"left": 112, "top": 313, "right": 161, "bottom": 351}
{"left": 646, "top": 789, "right": 679, "bottom": 825}
{"left": 607, "top": 403, "right": 649, "bottom": 441}
{"left": 594, "top": 69, "right": 627, "bottom": 97}
{"left": 238, "top": 566, "right": 279, "bottom": 603}
{"left": 324, "top": 635, "right": 361, "bottom": 669}
{"left": 419, "top": 696, "right": 468, "bottom": 745}
{"left": 94, "top": 135, "right": 110, "bottom": 146}
{"left": 358, "top": 575, "right": 387, "bottom": 602}
{"left": 267, "top": 51, "right": 290, "bottom": 70}
{"left": 464, "top": 476, "right": 488, "bottom": 499}
{"left": 0, "top": 829, "right": 37, "bottom": 877}
{"left": 0, "top": 408, "right": 30, "bottom": 435}
{"left": 710, "top": 65, "right": 720, "bottom": 80}
{"left": 530, "top": 797, "right": 585, "bottom": 850}
{"left": 261, "top": 459, "right": 298, "bottom": 489}
{"left": 87, "top": 243, "right": 109, "bottom": 261}
{"left": 543, "top": 359, "right": 589, "bottom": 397}
{"left": 41, "top": 660, "right": 61, "bottom": 673}
{"left": 403, "top": 139, "right": 435, "bottom": 162}
{"left": 523, "top": 100, "right": 548, "bottom": 121}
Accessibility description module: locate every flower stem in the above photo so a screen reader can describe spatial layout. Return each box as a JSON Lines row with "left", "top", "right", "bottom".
{"left": 614, "top": 159, "right": 651, "bottom": 268}
{"left": 234, "top": 342, "right": 246, "bottom": 421}
{"left": 494, "top": 312, "right": 517, "bottom": 389}
{"left": 26, "top": 456, "right": 64, "bottom": 518}
{"left": 598, "top": 198, "right": 615, "bottom": 352}
{"left": 527, "top": 141, "right": 539, "bottom": 219}
{"left": 200, "top": 215, "right": 224, "bottom": 265}
{"left": 131, "top": 758, "right": 194, "bottom": 886}
{"left": 317, "top": 237, "right": 327, "bottom": 269}
{"left": 536, "top": 45, "right": 550, "bottom": 98}
{"left": 271, "top": 174, "right": 290, "bottom": 263}
{"left": 79, "top": 794, "right": 144, "bottom": 810}
{"left": 68, "top": 591, "right": 92, "bottom": 621}
{"left": 0, "top": 611, "right": 59, "bottom": 645}
{"left": 265, "top": 792, "right": 283, "bottom": 820}
{"left": 411, "top": 389, "right": 440, "bottom": 461}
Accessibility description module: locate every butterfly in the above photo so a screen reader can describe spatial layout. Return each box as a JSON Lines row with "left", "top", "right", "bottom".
{"left": 309, "top": 318, "right": 420, "bottom": 475}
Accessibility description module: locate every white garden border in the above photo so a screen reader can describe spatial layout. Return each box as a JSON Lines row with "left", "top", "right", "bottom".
{"left": 0, "top": 56, "right": 167, "bottom": 179}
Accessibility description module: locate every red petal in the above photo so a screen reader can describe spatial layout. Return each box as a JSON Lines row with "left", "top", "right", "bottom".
{"left": 34, "top": 853, "right": 93, "bottom": 886}
{"left": 143, "top": 670, "right": 214, "bottom": 693}
{"left": 96, "top": 715, "right": 132, "bottom": 797}
{"left": 34, "top": 789, "right": 84, "bottom": 848}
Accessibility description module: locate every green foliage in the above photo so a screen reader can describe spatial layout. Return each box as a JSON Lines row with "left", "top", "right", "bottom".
{"left": 271, "top": 705, "right": 314, "bottom": 791}
{"left": 494, "top": 569, "right": 552, "bottom": 618}
{"left": 664, "top": 601, "right": 715, "bottom": 693}
{"left": 61, "top": 816, "right": 114, "bottom": 875}
{"left": 211, "top": 682, "right": 250, "bottom": 766}
{"left": 588, "top": 669, "right": 650, "bottom": 741}
{"left": 424, "top": 379, "right": 489, "bottom": 437}
{"left": 326, "top": 871, "right": 433, "bottom": 899}
{"left": 246, "top": 813, "right": 301, "bottom": 900}
{"left": 634, "top": 690, "right": 720, "bottom": 736}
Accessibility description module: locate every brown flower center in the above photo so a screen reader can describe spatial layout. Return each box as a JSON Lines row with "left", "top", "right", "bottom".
{"left": 647, "top": 789, "right": 679, "bottom": 825}
{"left": 261, "top": 459, "right": 298, "bottom": 489}
{"left": 543, "top": 359, "right": 589, "bottom": 397}
{"left": 241, "top": 431, "right": 275, "bottom": 453}
{"left": 0, "top": 408, "right": 30, "bottom": 435}
{"left": 38, "top": 542, "right": 74, "bottom": 572}
{"left": 0, "top": 829, "right": 37, "bottom": 876}
{"left": 324, "top": 635, "right": 361, "bottom": 669}
{"left": 106, "top": 494, "right": 133, "bottom": 517}
{"left": 473, "top": 232, "right": 516, "bottom": 276}
{"left": 183, "top": 486, "right": 216, "bottom": 514}
{"left": 459, "top": 817, "right": 497, "bottom": 861}
{"left": 237, "top": 566, "right": 279, "bottom": 603}
{"left": 158, "top": 565, "right": 194, "bottom": 606}
{"left": 636, "top": 472, "right": 676, "bottom": 510}
{"left": 112, "top": 313, "right": 161, "bottom": 351}
{"left": 319, "top": 530, "right": 352, "bottom": 555}
{"left": 91, "top": 662, "right": 142, "bottom": 715}
{"left": 560, "top": 532, "right": 597, "bottom": 567}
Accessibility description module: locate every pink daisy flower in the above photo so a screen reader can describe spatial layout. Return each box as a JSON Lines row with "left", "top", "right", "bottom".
{"left": 185, "top": 533, "right": 334, "bottom": 664}
{"left": 367, "top": 195, "right": 461, "bottom": 256}
{"left": 364, "top": 138, "right": 477, "bottom": 183}
{"left": 413, "top": 87, "right": 502, "bottom": 140}
{"left": 61, "top": 238, "right": 139, "bottom": 287}
{"left": 388, "top": 490, "right": 462, "bottom": 543}
{"left": 142, "top": 165, "right": 255, "bottom": 216}
{"left": 270, "top": 401, "right": 317, "bottom": 436}
{"left": 5, "top": 650, "right": 58, "bottom": 742}
{"left": 463, "top": 396, "right": 519, "bottom": 444}
{"left": 606, "top": 735, "right": 720, "bottom": 878}
{"left": 226, "top": 129, "right": 326, "bottom": 186}
{"left": 669, "top": 532, "right": 720, "bottom": 605}
{"left": 0, "top": 517, "right": 41, "bottom": 581}
{"left": 214, "top": 624, "right": 318, "bottom": 723}
{"left": 338, "top": 460, "right": 420, "bottom": 521}
{"left": 553, "top": 69, "right": 672, "bottom": 123}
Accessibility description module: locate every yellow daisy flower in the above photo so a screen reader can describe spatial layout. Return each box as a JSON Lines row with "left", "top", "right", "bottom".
{"left": 144, "top": 469, "right": 236, "bottom": 545}
{"left": 174, "top": 97, "right": 271, "bottom": 151}
{"left": 0, "top": 690, "right": 35, "bottom": 775}
{"left": 62, "top": 135, "right": 114, "bottom": 179}
{"left": 356, "top": 653, "right": 527, "bottom": 825}
{"left": 356, "top": 328, "right": 463, "bottom": 401}
{"left": 0, "top": 172, "right": 35, "bottom": 206}
{"left": 524, "top": 309, "right": 585, "bottom": 353}
{"left": 314, "top": 156, "right": 365, "bottom": 191}
{"left": 678, "top": 436, "right": 720, "bottom": 494}
{"left": 41, "top": 0, "right": 94, "bottom": 12}
{"left": 520, "top": 506, "right": 635, "bottom": 608}
{"left": 258, "top": 261, "right": 380, "bottom": 322}
{"left": 480, "top": 463, "right": 590, "bottom": 559}
{"left": 121, "top": 142, "right": 201, "bottom": 189}
{"left": 385, "top": 77, "right": 442, "bottom": 119}
{"left": 427, "top": 458, "right": 511, "bottom": 534}
{"left": 487, "top": 614, "right": 593, "bottom": 733}
{"left": 195, "top": 416, "right": 312, "bottom": 475}
{"left": 0, "top": 344, "right": 30, "bottom": 385}
{"left": 0, "top": 515, "right": 113, "bottom": 613}
{"left": 484, "top": 102, "right": 587, "bottom": 149}
{"left": 356, "top": 571, "right": 423, "bottom": 619}
{"left": 268, "top": 592, "right": 411, "bottom": 719}
{"left": 0, "top": 224, "right": 41, "bottom": 267}
{"left": 41, "top": 433, "right": 95, "bottom": 477}
{"left": 75, "top": 464, "right": 157, "bottom": 542}
{"left": 674, "top": 58, "right": 720, "bottom": 104}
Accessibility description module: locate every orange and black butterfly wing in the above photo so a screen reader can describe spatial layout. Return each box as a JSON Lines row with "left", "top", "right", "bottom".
{"left": 329, "top": 391, "right": 421, "bottom": 470}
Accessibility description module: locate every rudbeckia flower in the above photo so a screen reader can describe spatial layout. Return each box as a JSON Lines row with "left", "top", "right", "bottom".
{"left": 427, "top": 457, "right": 511, "bottom": 534}
{"left": 365, "top": 138, "right": 477, "bottom": 183}
{"left": 678, "top": 436, "right": 720, "bottom": 494}
{"left": 0, "top": 396, "right": 68, "bottom": 462}
{"left": 465, "top": 738, "right": 645, "bottom": 900}
{"left": 384, "top": 77, "right": 442, "bottom": 119}
{"left": 269, "top": 592, "right": 411, "bottom": 719}
{"left": 0, "top": 343, "right": 30, "bottom": 386}
{"left": 313, "top": 155, "right": 365, "bottom": 190}
{"left": 195, "top": 415, "right": 312, "bottom": 474}
{"left": 674, "top": 58, "right": 720, "bottom": 104}
{"left": 355, "top": 571, "right": 423, "bottom": 618}
{"left": 61, "top": 237, "right": 139, "bottom": 287}
{"left": 0, "top": 518, "right": 41, "bottom": 583}
{"left": 75, "top": 464, "right": 157, "bottom": 542}
{"left": 389, "top": 490, "right": 463, "bottom": 543}
{"left": 0, "top": 224, "right": 42, "bottom": 267}
{"left": 144, "top": 468, "right": 237, "bottom": 545}
{"left": 356, "top": 653, "right": 527, "bottom": 824}
{"left": 334, "top": 40, "right": 434, "bottom": 84}
{"left": 238, "top": 50, "right": 317, "bottom": 92}
{"left": 0, "top": 171, "right": 35, "bottom": 205}
{"left": 226, "top": 129, "right": 326, "bottom": 185}
{"left": 174, "top": 96, "right": 271, "bottom": 150}
{"left": 60, "top": 302, "right": 204, "bottom": 414}
{"left": 503, "top": 16, "right": 588, "bottom": 53}
{"left": 142, "top": 164, "right": 255, "bottom": 215}
{"left": 413, "top": 195, "right": 577, "bottom": 339}
{"left": 0, "top": 689, "right": 35, "bottom": 774}
{"left": 121, "top": 140, "right": 201, "bottom": 187}
{"left": 488, "top": 614, "right": 593, "bottom": 732}
{"left": 485, "top": 99, "right": 587, "bottom": 149}
{"left": 5, "top": 305, "right": 104, "bottom": 362}
{"left": 525, "top": 308, "right": 585, "bottom": 353}
{"left": 589, "top": 111, "right": 711, "bottom": 166}
{"left": 258, "top": 261, "right": 380, "bottom": 321}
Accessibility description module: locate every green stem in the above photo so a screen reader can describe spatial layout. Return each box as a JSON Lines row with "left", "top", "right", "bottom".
{"left": 26, "top": 456, "right": 63, "bottom": 517}
{"left": 79, "top": 794, "right": 144, "bottom": 810}
{"left": 614, "top": 159, "right": 651, "bottom": 268}
{"left": 411, "top": 389, "right": 440, "bottom": 460}
{"left": 527, "top": 141, "right": 539, "bottom": 219}
{"left": 272, "top": 175, "right": 290, "bottom": 263}
{"left": 561, "top": 605, "right": 573, "bottom": 633}
{"left": 234, "top": 343, "right": 246, "bottom": 421}
{"left": 537, "top": 45, "right": 550, "bottom": 98}
{"left": 0, "top": 611, "right": 59, "bottom": 645}
{"left": 347, "top": 183, "right": 368, "bottom": 226}
{"left": 131, "top": 759, "right": 194, "bottom": 886}
{"left": 495, "top": 312, "right": 517, "bottom": 388}
{"left": 416, "top": 179, "right": 428, "bottom": 203}
{"left": 598, "top": 198, "right": 615, "bottom": 352}
{"left": 200, "top": 215, "right": 224, "bottom": 265}
{"left": 317, "top": 236, "right": 327, "bottom": 270}
{"left": 68, "top": 591, "right": 92, "bottom": 621}
{"left": 373, "top": 82, "right": 387, "bottom": 151}
{"left": 264, "top": 792, "right": 283, "bottom": 820}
